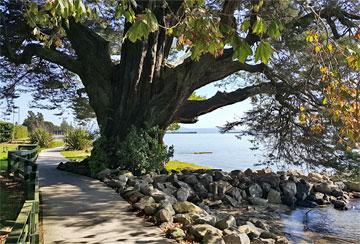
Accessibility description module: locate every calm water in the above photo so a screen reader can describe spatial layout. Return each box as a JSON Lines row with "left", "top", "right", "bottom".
{"left": 164, "top": 133, "right": 264, "bottom": 171}
{"left": 282, "top": 199, "right": 360, "bottom": 243}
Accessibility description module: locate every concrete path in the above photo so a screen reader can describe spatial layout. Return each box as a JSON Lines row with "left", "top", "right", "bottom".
{"left": 37, "top": 147, "right": 171, "bottom": 244}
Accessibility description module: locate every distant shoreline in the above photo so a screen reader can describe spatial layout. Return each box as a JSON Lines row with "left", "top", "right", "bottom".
{"left": 166, "top": 131, "right": 197, "bottom": 134}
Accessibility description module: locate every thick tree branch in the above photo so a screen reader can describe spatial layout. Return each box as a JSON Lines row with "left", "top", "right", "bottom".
{"left": 1, "top": 43, "right": 81, "bottom": 74}
{"left": 176, "top": 82, "right": 285, "bottom": 123}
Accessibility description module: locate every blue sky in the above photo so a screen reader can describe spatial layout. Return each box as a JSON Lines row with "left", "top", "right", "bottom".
{"left": 3, "top": 83, "right": 251, "bottom": 128}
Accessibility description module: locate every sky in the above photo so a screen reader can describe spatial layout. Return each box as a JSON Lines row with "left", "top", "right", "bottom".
{"left": 2, "top": 83, "right": 252, "bottom": 128}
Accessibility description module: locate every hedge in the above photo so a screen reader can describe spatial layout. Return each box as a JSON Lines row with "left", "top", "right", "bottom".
{"left": 0, "top": 121, "right": 14, "bottom": 142}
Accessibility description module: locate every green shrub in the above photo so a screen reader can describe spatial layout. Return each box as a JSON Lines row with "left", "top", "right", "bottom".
{"left": 13, "top": 125, "right": 28, "bottom": 139}
{"left": 0, "top": 121, "right": 13, "bottom": 142}
{"left": 116, "top": 126, "right": 174, "bottom": 175}
{"left": 64, "top": 128, "right": 93, "bottom": 150}
{"left": 30, "top": 128, "right": 54, "bottom": 148}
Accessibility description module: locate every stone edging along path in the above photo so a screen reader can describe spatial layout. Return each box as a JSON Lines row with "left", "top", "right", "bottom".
{"left": 37, "top": 147, "right": 172, "bottom": 244}
{"left": 58, "top": 159, "right": 360, "bottom": 244}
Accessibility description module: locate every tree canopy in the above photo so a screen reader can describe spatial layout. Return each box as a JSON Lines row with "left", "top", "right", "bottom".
{"left": 0, "top": 0, "right": 359, "bottom": 172}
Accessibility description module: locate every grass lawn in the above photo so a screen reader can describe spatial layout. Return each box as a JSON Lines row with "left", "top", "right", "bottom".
{"left": 60, "top": 150, "right": 91, "bottom": 161}
{"left": 165, "top": 160, "right": 210, "bottom": 171}
{"left": 49, "top": 140, "right": 65, "bottom": 148}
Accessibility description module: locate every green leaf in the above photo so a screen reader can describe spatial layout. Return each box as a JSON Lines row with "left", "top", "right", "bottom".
{"left": 252, "top": 16, "right": 266, "bottom": 35}
{"left": 267, "top": 20, "right": 283, "bottom": 39}
{"left": 241, "top": 20, "right": 251, "bottom": 32}
{"left": 144, "top": 10, "right": 159, "bottom": 32}
{"left": 234, "top": 41, "right": 252, "bottom": 63}
{"left": 254, "top": 41, "right": 272, "bottom": 64}
{"left": 126, "top": 20, "right": 149, "bottom": 42}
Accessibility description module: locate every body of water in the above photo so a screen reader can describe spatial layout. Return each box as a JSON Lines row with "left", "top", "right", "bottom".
{"left": 164, "top": 133, "right": 264, "bottom": 171}
{"left": 165, "top": 132, "right": 360, "bottom": 243}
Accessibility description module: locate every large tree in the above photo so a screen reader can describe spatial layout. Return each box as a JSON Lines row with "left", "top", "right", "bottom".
{"left": 0, "top": 0, "right": 359, "bottom": 173}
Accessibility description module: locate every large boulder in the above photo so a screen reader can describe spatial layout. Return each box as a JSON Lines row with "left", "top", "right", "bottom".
{"left": 157, "top": 209, "right": 174, "bottom": 223}
{"left": 267, "top": 189, "right": 282, "bottom": 204}
{"left": 345, "top": 181, "right": 360, "bottom": 192}
{"left": 133, "top": 196, "right": 155, "bottom": 210}
{"left": 223, "top": 195, "right": 241, "bottom": 208}
{"left": 332, "top": 199, "right": 348, "bottom": 210}
{"left": 226, "top": 187, "right": 243, "bottom": 202}
{"left": 173, "top": 201, "right": 206, "bottom": 214}
{"left": 183, "top": 174, "right": 199, "bottom": 185}
{"left": 248, "top": 183, "right": 263, "bottom": 198}
{"left": 203, "top": 232, "right": 225, "bottom": 244}
{"left": 255, "top": 173, "right": 280, "bottom": 188}
{"left": 280, "top": 181, "right": 297, "bottom": 207}
{"left": 214, "top": 170, "right": 232, "bottom": 181}
{"left": 308, "top": 172, "right": 324, "bottom": 182}
{"left": 248, "top": 197, "right": 268, "bottom": 206}
{"left": 238, "top": 222, "right": 262, "bottom": 240}
{"left": 188, "top": 224, "right": 223, "bottom": 241}
{"left": 174, "top": 213, "right": 193, "bottom": 226}
{"left": 155, "top": 182, "right": 177, "bottom": 196}
{"left": 223, "top": 233, "right": 250, "bottom": 244}
{"left": 96, "top": 168, "right": 111, "bottom": 180}
{"left": 296, "top": 180, "right": 313, "bottom": 201}
{"left": 215, "top": 215, "right": 236, "bottom": 230}
{"left": 209, "top": 180, "right": 232, "bottom": 198}
{"left": 314, "top": 182, "right": 337, "bottom": 194}
{"left": 193, "top": 182, "right": 209, "bottom": 199}
{"left": 176, "top": 187, "right": 191, "bottom": 201}
{"left": 198, "top": 173, "right": 214, "bottom": 188}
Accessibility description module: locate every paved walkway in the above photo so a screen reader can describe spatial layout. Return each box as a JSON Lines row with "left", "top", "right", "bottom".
{"left": 37, "top": 148, "right": 171, "bottom": 244}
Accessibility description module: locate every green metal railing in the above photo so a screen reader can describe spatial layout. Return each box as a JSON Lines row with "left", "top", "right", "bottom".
{"left": 5, "top": 145, "right": 40, "bottom": 244}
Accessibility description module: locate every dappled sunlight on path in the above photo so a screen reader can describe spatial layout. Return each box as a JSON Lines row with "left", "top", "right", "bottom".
{"left": 38, "top": 148, "right": 171, "bottom": 244}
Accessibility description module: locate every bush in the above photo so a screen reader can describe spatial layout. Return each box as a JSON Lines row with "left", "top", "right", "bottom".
{"left": 0, "top": 121, "right": 13, "bottom": 142}
{"left": 64, "top": 128, "right": 93, "bottom": 150}
{"left": 13, "top": 125, "right": 28, "bottom": 139}
{"left": 116, "top": 126, "right": 174, "bottom": 175}
{"left": 30, "top": 128, "right": 54, "bottom": 148}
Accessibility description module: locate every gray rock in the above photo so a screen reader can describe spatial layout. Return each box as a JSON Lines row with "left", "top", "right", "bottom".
{"left": 331, "top": 189, "right": 344, "bottom": 197}
{"left": 149, "top": 188, "right": 168, "bottom": 202}
{"left": 215, "top": 215, "right": 236, "bottom": 230}
{"left": 198, "top": 173, "right": 214, "bottom": 187}
{"left": 223, "top": 195, "right": 240, "bottom": 208}
{"left": 281, "top": 181, "right": 297, "bottom": 207}
{"left": 169, "top": 228, "right": 186, "bottom": 239}
{"left": 174, "top": 214, "right": 193, "bottom": 226}
{"left": 183, "top": 174, "right": 199, "bottom": 185}
{"left": 214, "top": 170, "right": 232, "bottom": 181}
{"left": 248, "top": 183, "right": 263, "bottom": 198}
{"left": 345, "top": 181, "right": 360, "bottom": 192}
{"left": 255, "top": 173, "right": 280, "bottom": 188}
{"left": 226, "top": 187, "right": 242, "bottom": 202}
{"left": 123, "top": 190, "right": 144, "bottom": 204}
{"left": 193, "top": 215, "right": 217, "bottom": 225}
{"left": 153, "top": 174, "right": 169, "bottom": 183}
{"left": 267, "top": 189, "right": 282, "bottom": 204}
{"left": 203, "top": 232, "right": 225, "bottom": 244}
{"left": 160, "top": 201, "right": 176, "bottom": 216}
{"left": 261, "top": 182, "right": 272, "bottom": 194}
{"left": 223, "top": 233, "right": 250, "bottom": 244}
{"left": 157, "top": 209, "right": 174, "bottom": 223}
{"left": 133, "top": 196, "right": 155, "bottom": 210}
{"left": 176, "top": 187, "right": 191, "bottom": 201}
{"left": 144, "top": 204, "right": 158, "bottom": 215}
{"left": 315, "top": 182, "right": 336, "bottom": 194}
{"left": 296, "top": 180, "right": 313, "bottom": 201}
{"left": 139, "top": 183, "right": 154, "bottom": 196}
{"left": 96, "top": 168, "right": 111, "bottom": 180}
{"left": 238, "top": 222, "right": 261, "bottom": 240}
{"left": 193, "top": 182, "right": 209, "bottom": 199}
{"left": 188, "top": 224, "right": 223, "bottom": 241}
{"left": 210, "top": 180, "right": 232, "bottom": 198}
{"left": 332, "top": 199, "right": 348, "bottom": 210}
{"left": 249, "top": 197, "right": 268, "bottom": 206}
{"left": 173, "top": 201, "right": 206, "bottom": 214}
{"left": 155, "top": 182, "right": 177, "bottom": 196}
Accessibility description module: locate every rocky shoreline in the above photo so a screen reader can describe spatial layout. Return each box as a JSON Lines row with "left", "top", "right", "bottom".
{"left": 58, "top": 163, "right": 360, "bottom": 243}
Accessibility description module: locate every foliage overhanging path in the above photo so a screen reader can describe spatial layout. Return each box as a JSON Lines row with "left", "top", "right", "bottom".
{"left": 37, "top": 147, "right": 172, "bottom": 244}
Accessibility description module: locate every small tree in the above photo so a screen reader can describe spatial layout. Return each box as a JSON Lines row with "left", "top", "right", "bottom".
{"left": 0, "top": 121, "right": 13, "bottom": 143}
{"left": 13, "top": 125, "right": 29, "bottom": 139}
{"left": 64, "top": 128, "right": 93, "bottom": 150}
{"left": 30, "top": 128, "right": 54, "bottom": 148}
